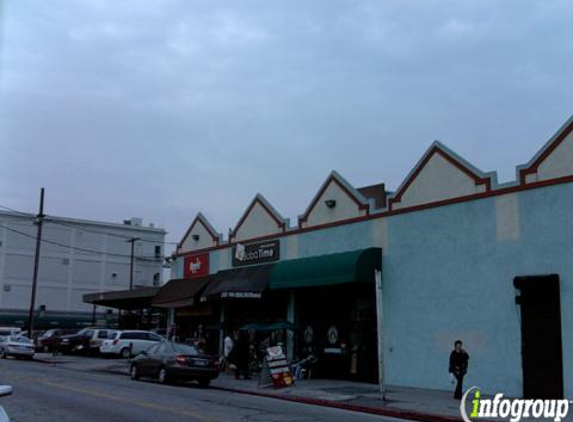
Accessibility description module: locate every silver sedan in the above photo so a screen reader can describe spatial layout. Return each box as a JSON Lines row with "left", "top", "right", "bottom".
{"left": 0, "top": 336, "right": 35, "bottom": 360}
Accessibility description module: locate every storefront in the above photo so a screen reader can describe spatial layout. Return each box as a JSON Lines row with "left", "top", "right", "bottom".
{"left": 151, "top": 276, "right": 218, "bottom": 351}
{"left": 269, "top": 248, "right": 381, "bottom": 383}
{"left": 200, "top": 263, "right": 289, "bottom": 358}
{"left": 167, "top": 116, "right": 573, "bottom": 397}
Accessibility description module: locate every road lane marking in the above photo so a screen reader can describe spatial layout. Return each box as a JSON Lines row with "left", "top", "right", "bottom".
{"left": 35, "top": 378, "right": 237, "bottom": 422}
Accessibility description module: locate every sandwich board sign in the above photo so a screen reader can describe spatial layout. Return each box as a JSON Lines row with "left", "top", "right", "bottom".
{"left": 260, "top": 345, "right": 294, "bottom": 389}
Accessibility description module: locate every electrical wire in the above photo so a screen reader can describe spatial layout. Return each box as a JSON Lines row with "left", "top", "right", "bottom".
{"left": 0, "top": 223, "right": 164, "bottom": 262}
{"left": 44, "top": 217, "right": 180, "bottom": 245}
{"left": 0, "top": 202, "right": 180, "bottom": 245}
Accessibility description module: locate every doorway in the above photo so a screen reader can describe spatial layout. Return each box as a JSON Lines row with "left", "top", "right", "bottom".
{"left": 514, "top": 274, "right": 563, "bottom": 399}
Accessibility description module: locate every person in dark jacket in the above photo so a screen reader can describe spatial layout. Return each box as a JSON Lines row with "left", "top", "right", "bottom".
{"left": 449, "top": 340, "right": 469, "bottom": 399}
{"left": 234, "top": 331, "right": 251, "bottom": 380}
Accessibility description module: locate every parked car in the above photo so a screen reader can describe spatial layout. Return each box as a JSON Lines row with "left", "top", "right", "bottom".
{"left": 59, "top": 328, "right": 115, "bottom": 355}
{"left": 129, "top": 341, "right": 219, "bottom": 387}
{"left": 0, "top": 335, "right": 35, "bottom": 360}
{"left": 0, "top": 385, "right": 12, "bottom": 422}
{"left": 35, "top": 329, "right": 75, "bottom": 353}
{"left": 100, "top": 330, "right": 163, "bottom": 358}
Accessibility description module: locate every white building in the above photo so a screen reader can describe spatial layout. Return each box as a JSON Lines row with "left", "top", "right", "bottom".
{"left": 0, "top": 211, "right": 166, "bottom": 325}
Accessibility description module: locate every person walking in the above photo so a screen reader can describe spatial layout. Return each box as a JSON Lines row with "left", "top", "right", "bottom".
{"left": 449, "top": 340, "right": 469, "bottom": 399}
{"left": 234, "top": 331, "right": 251, "bottom": 380}
{"left": 222, "top": 331, "right": 235, "bottom": 373}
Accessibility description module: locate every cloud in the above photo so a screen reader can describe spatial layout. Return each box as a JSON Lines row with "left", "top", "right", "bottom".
{"left": 438, "top": 19, "right": 475, "bottom": 37}
{"left": 1, "top": 0, "right": 572, "bottom": 245}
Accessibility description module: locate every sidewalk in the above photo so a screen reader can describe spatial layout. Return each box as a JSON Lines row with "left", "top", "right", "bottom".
{"left": 34, "top": 355, "right": 553, "bottom": 422}
{"left": 33, "top": 354, "right": 465, "bottom": 421}
{"left": 211, "top": 373, "right": 466, "bottom": 422}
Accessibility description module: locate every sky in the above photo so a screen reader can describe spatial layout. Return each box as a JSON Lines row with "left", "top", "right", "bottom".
{"left": 0, "top": 0, "right": 572, "bottom": 249}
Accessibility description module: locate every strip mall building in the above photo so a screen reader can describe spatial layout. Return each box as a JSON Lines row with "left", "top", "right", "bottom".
{"left": 161, "top": 116, "right": 573, "bottom": 399}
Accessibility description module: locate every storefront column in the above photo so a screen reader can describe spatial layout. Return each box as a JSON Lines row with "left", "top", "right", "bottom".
{"left": 167, "top": 308, "right": 175, "bottom": 337}
{"left": 219, "top": 303, "right": 226, "bottom": 355}
{"left": 286, "top": 290, "right": 296, "bottom": 360}
{"left": 375, "top": 269, "right": 386, "bottom": 399}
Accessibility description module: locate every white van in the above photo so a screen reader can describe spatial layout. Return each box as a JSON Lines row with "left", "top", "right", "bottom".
{"left": 100, "top": 330, "right": 163, "bottom": 358}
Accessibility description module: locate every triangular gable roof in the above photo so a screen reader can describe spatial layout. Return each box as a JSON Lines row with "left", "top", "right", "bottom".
{"left": 388, "top": 141, "right": 493, "bottom": 209}
{"left": 177, "top": 212, "right": 220, "bottom": 250}
{"left": 298, "top": 171, "right": 369, "bottom": 225}
{"left": 518, "top": 115, "right": 573, "bottom": 184}
{"left": 230, "top": 193, "right": 287, "bottom": 239}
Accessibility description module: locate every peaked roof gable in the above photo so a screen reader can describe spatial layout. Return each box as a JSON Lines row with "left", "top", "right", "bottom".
{"left": 177, "top": 212, "right": 220, "bottom": 251}
{"left": 230, "top": 193, "right": 287, "bottom": 240}
{"left": 298, "top": 171, "right": 369, "bottom": 226}
{"left": 388, "top": 141, "right": 493, "bottom": 209}
{"left": 518, "top": 115, "right": 573, "bottom": 184}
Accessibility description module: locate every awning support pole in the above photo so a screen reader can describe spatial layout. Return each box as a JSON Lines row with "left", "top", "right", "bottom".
{"left": 375, "top": 269, "right": 386, "bottom": 400}
{"left": 219, "top": 304, "right": 226, "bottom": 356}
{"left": 286, "top": 290, "right": 296, "bottom": 361}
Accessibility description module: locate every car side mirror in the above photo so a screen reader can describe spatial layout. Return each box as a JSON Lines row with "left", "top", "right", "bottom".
{"left": 0, "top": 385, "right": 13, "bottom": 397}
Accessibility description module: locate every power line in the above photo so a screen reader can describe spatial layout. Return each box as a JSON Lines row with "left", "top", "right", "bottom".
{"left": 0, "top": 223, "right": 164, "bottom": 262}
{"left": 0, "top": 202, "right": 179, "bottom": 245}
{"left": 0, "top": 203, "right": 35, "bottom": 217}
{"left": 44, "top": 217, "right": 180, "bottom": 246}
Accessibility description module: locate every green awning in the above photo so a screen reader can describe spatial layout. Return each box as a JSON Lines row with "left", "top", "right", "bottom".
{"left": 269, "top": 248, "right": 381, "bottom": 290}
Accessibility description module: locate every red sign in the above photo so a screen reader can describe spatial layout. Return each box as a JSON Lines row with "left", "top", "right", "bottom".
{"left": 183, "top": 253, "right": 209, "bottom": 279}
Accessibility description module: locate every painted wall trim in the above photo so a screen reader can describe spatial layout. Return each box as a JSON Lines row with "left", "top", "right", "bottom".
{"left": 177, "top": 212, "right": 220, "bottom": 251}
{"left": 388, "top": 141, "right": 493, "bottom": 209}
{"left": 229, "top": 193, "right": 287, "bottom": 241}
{"left": 172, "top": 174, "right": 573, "bottom": 258}
{"left": 518, "top": 116, "right": 573, "bottom": 184}
{"left": 298, "top": 170, "right": 370, "bottom": 225}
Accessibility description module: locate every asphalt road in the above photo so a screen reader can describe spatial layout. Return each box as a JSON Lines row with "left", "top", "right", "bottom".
{"left": 0, "top": 358, "right": 402, "bottom": 422}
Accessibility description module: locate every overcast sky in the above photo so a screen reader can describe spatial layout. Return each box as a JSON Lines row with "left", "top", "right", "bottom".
{"left": 1, "top": 0, "right": 572, "bottom": 248}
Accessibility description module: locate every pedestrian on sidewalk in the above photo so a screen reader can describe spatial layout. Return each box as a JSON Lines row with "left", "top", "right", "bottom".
{"left": 234, "top": 331, "right": 251, "bottom": 380}
{"left": 221, "top": 331, "right": 235, "bottom": 373}
{"left": 449, "top": 340, "right": 469, "bottom": 399}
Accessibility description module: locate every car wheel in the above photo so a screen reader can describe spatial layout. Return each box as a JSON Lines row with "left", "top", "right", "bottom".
{"left": 157, "top": 367, "right": 169, "bottom": 384}
{"left": 120, "top": 348, "right": 131, "bottom": 359}
{"left": 198, "top": 379, "right": 210, "bottom": 388}
{"left": 130, "top": 364, "right": 140, "bottom": 380}
{"left": 0, "top": 349, "right": 7, "bottom": 359}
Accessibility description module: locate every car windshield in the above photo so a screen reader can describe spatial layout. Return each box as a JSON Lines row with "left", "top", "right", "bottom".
{"left": 10, "top": 336, "right": 32, "bottom": 344}
{"left": 172, "top": 343, "right": 199, "bottom": 355}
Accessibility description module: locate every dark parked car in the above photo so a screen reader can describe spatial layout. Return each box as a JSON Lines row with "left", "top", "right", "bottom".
{"left": 35, "top": 329, "right": 76, "bottom": 353}
{"left": 129, "top": 341, "right": 219, "bottom": 387}
{"left": 59, "top": 328, "right": 115, "bottom": 355}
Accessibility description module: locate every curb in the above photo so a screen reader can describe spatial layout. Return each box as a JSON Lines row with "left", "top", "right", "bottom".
{"left": 212, "top": 385, "right": 463, "bottom": 422}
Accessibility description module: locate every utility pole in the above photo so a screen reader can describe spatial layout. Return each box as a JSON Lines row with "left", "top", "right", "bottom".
{"left": 27, "top": 188, "right": 45, "bottom": 338}
{"left": 126, "top": 237, "right": 140, "bottom": 291}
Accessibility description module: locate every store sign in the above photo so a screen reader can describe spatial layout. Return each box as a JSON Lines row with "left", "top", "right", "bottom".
{"left": 327, "top": 326, "right": 339, "bottom": 345}
{"left": 304, "top": 326, "right": 314, "bottom": 344}
{"left": 220, "top": 291, "right": 262, "bottom": 299}
{"left": 232, "top": 240, "right": 280, "bottom": 267}
{"left": 264, "top": 346, "right": 294, "bottom": 389}
{"left": 184, "top": 253, "right": 209, "bottom": 278}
